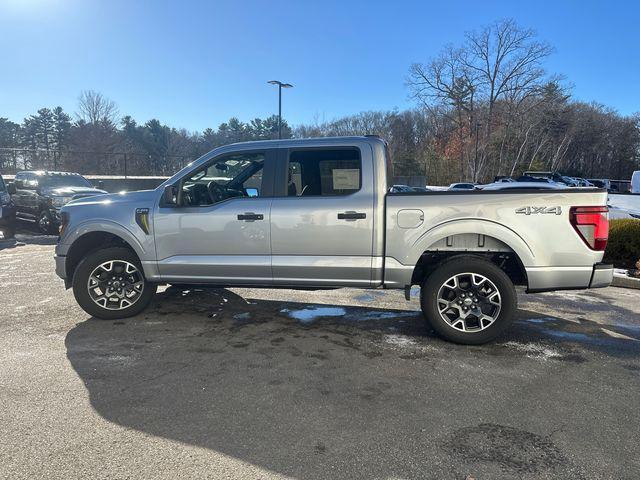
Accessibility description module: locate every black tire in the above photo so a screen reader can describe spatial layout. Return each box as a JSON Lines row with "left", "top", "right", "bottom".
{"left": 420, "top": 256, "right": 517, "bottom": 345}
{"left": 37, "top": 210, "right": 57, "bottom": 234}
{"left": 72, "top": 246, "right": 156, "bottom": 320}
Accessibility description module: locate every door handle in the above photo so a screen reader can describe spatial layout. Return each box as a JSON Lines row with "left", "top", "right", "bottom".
{"left": 237, "top": 212, "right": 264, "bottom": 221}
{"left": 337, "top": 211, "right": 366, "bottom": 220}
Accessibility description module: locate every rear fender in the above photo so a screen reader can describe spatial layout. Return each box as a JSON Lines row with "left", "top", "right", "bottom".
{"left": 404, "top": 219, "right": 535, "bottom": 267}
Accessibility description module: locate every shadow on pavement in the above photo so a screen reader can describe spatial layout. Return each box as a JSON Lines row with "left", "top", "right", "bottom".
{"left": 64, "top": 287, "right": 640, "bottom": 478}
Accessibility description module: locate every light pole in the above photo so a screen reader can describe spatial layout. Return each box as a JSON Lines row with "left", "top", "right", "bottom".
{"left": 267, "top": 80, "right": 293, "bottom": 139}
{"left": 474, "top": 121, "right": 482, "bottom": 178}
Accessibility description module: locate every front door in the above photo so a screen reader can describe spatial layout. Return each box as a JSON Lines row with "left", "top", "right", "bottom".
{"left": 154, "top": 149, "right": 276, "bottom": 284}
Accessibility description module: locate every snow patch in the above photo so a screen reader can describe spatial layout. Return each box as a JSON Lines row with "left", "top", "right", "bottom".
{"left": 384, "top": 334, "right": 419, "bottom": 347}
{"left": 281, "top": 306, "right": 346, "bottom": 324}
{"left": 503, "top": 341, "right": 562, "bottom": 360}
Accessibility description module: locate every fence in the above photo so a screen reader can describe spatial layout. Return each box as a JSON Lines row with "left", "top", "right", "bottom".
{"left": 0, "top": 148, "right": 192, "bottom": 177}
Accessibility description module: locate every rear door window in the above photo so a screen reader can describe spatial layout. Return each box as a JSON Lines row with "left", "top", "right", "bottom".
{"left": 286, "top": 148, "right": 361, "bottom": 197}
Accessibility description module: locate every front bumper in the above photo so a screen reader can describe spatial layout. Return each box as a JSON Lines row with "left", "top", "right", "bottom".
{"left": 55, "top": 254, "right": 66, "bottom": 279}
{"left": 589, "top": 263, "right": 613, "bottom": 288}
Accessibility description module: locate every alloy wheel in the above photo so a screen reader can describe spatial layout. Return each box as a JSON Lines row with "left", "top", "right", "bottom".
{"left": 436, "top": 272, "right": 501, "bottom": 332}
{"left": 87, "top": 260, "right": 145, "bottom": 310}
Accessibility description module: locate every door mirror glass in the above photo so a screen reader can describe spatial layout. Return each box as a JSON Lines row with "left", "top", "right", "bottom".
{"left": 245, "top": 188, "right": 259, "bottom": 197}
{"left": 7, "top": 182, "right": 16, "bottom": 195}
{"left": 162, "top": 185, "right": 178, "bottom": 206}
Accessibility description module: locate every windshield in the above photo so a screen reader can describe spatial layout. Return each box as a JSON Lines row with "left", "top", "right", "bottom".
{"left": 40, "top": 175, "right": 92, "bottom": 188}
{"left": 190, "top": 156, "right": 255, "bottom": 184}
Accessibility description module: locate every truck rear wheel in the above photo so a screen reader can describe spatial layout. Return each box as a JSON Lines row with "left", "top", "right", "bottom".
{"left": 420, "top": 257, "right": 517, "bottom": 344}
{"left": 72, "top": 247, "right": 156, "bottom": 320}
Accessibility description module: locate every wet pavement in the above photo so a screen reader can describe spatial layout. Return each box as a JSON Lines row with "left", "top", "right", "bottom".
{"left": 1, "top": 241, "right": 639, "bottom": 479}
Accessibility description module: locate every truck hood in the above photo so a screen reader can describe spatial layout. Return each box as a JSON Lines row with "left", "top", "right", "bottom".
{"left": 46, "top": 186, "right": 108, "bottom": 197}
{"left": 64, "top": 189, "right": 157, "bottom": 208}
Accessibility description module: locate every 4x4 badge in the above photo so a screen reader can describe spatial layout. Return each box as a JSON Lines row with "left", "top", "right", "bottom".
{"left": 515, "top": 206, "right": 562, "bottom": 215}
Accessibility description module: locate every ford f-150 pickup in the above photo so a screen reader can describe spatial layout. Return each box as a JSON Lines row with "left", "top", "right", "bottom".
{"left": 54, "top": 136, "right": 613, "bottom": 344}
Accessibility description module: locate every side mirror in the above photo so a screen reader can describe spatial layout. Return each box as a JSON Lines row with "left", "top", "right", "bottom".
{"left": 246, "top": 188, "right": 259, "bottom": 197}
{"left": 96, "top": 180, "right": 105, "bottom": 190}
{"left": 162, "top": 185, "right": 178, "bottom": 206}
{"left": 7, "top": 182, "right": 16, "bottom": 195}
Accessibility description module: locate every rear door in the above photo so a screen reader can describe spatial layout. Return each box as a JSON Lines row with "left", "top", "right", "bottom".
{"left": 270, "top": 145, "right": 375, "bottom": 287}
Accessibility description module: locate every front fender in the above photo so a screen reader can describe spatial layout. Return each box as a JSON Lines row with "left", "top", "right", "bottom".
{"left": 57, "top": 219, "right": 148, "bottom": 261}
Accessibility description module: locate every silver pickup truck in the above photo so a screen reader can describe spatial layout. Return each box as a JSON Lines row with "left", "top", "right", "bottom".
{"left": 54, "top": 136, "right": 612, "bottom": 344}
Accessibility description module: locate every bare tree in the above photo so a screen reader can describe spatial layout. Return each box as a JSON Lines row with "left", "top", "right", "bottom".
{"left": 408, "top": 46, "right": 476, "bottom": 180}
{"left": 76, "top": 90, "right": 119, "bottom": 126}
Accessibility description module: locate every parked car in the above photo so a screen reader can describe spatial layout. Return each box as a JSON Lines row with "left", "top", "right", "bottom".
{"left": 480, "top": 181, "right": 565, "bottom": 190}
{"left": 588, "top": 179, "right": 612, "bottom": 191}
{"left": 632, "top": 171, "right": 640, "bottom": 194}
{"left": 0, "top": 173, "right": 16, "bottom": 239}
{"left": 389, "top": 184, "right": 415, "bottom": 193}
{"left": 448, "top": 182, "right": 478, "bottom": 191}
{"left": 55, "top": 136, "right": 612, "bottom": 344}
{"left": 493, "top": 175, "right": 514, "bottom": 182}
{"left": 573, "top": 178, "right": 594, "bottom": 187}
{"left": 516, "top": 175, "right": 557, "bottom": 184}
{"left": 522, "top": 171, "right": 578, "bottom": 186}
{"left": 12, "top": 171, "right": 107, "bottom": 234}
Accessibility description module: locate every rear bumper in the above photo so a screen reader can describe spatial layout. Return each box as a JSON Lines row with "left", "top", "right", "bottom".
{"left": 526, "top": 263, "right": 613, "bottom": 292}
{"left": 589, "top": 263, "right": 613, "bottom": 288}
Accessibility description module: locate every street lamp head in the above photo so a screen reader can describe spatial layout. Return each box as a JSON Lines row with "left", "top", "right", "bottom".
{"left": 268, "top": 80, "right": 294, "bottom": 88}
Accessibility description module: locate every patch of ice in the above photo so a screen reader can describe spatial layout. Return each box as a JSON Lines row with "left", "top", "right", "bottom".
{"left": 233, "top": 312, "right": 251, "bottom": 321}
{"left": 345, "top": 310, "right": 417, "bottom": 321}
{"left": 280, "top": 306, "right": 346, "bottom": 324}
{"left": 525, "top": 317, "right": 554, "bottom": 324}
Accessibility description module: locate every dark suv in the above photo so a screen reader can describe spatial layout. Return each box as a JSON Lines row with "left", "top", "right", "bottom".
{"left": 0, "top": 173, "right": 16, "bottom": 239}
{"left": 13, "top": 171, "right": 107, "bottom": 234}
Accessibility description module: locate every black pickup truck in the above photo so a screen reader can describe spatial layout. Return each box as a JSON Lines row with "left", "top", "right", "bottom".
{"left": 12, "top": 171, "right": 106, "bottom": 234}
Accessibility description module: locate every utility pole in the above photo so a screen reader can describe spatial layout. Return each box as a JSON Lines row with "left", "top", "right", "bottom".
{"left": 267, "top": 80, "right": 293, "bottom": 139}
{"left": 474, "top": 122, "right": 482, "bottom": 180}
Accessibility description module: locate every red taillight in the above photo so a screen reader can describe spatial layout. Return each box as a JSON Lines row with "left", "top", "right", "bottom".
{"left": 569, "top": 206, "right": 609, "bottom": 251}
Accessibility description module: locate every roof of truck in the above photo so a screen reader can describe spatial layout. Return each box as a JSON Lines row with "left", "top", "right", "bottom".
{"left": 226, "top": 135, "right": 387, "bottom": 148}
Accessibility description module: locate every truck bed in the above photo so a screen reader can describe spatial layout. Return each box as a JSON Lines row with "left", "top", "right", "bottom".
{"left": 383, "top": 188, "right": 609, "bottom": 291}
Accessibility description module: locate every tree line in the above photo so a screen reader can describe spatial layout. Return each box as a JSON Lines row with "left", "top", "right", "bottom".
{"left": 0, "top": 19, "right": 638, "bottom": 183}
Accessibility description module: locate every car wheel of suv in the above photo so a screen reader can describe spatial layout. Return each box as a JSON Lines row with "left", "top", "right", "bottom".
{"left": 420, "top": 256, "right": 517, "bottom": 345}
{"left": 37, "top": 211, "right": 56, "bottom": 234}
{"left": 72, "top": 246, "right": 156, "bottom": 320}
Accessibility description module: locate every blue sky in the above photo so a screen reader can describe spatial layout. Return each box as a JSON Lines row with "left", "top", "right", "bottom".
{"left": 1, "top": 0, "right": 638, "bottom": 132}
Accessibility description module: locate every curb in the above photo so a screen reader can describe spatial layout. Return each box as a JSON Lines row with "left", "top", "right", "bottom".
{"left": 612, "top": 273, "right": 640, "bottom": 290}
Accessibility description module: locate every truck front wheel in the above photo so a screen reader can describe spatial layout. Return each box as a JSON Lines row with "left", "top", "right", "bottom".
{"left": 72, "top": 247, "right": 156, "bottom": 319}
{"left": 420, "top": 257, "right": 517, "bottom": 344}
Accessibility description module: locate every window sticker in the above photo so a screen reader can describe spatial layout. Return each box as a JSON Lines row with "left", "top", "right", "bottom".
{"left": 332, "top": 169, "right": 360, "bottom": 190}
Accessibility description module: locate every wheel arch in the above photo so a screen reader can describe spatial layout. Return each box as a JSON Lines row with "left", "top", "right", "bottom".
{"left": 407, "top": 220, "right": 533, "bottom": 287}
{"left": 65, "top": 230, "right": 141, "bottom": 282}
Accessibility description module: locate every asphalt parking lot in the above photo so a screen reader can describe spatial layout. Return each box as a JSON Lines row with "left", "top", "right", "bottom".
{"left": 1, "top": 231, "right": 640, "bottom": 479}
